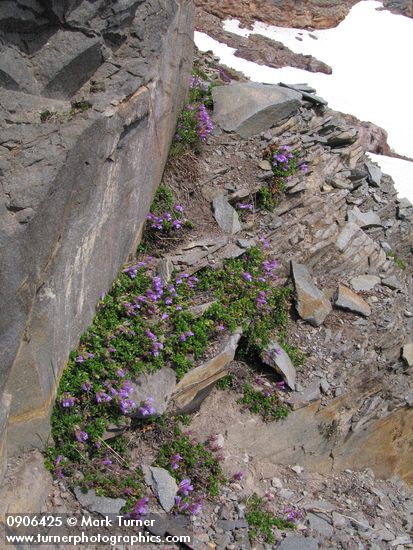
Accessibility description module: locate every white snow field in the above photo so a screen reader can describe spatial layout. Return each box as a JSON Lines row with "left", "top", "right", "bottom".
{"left": 195, "top": 1, "right": 413, "bottom": 201}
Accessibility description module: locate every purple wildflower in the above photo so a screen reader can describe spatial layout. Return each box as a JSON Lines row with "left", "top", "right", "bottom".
{"left": 300, "top": 163, "right": 309, "bottom": 174}
{"left": 95, "top": 391, "right": 112, "bottom": 403}
{"left": 132, "top": 497, "right": 149, "bottom": 518}
{"left": 238, "top": 202, "right": 254, "bottom": 212}
{"left": 82, "top": 381, "right": 92, "bottom": 392}
{"left": 75, "top": 355, "right": 84, "bottom": 363}
{"left": 233, "top": 471, "right": 244, "bottom": 481}
{"left": 197, "top": 103, "right": 213, "bottom": 140}
{"left": 277, "top": 381, "right": 286, "bottom": 391}
{"left": 175, "top": 204, "right": 184, "bottom": 213}
{"left": 175, "top": 495, "right": 189, "bottom": 512}
{"left": 139, "top": 397, "right": 156, "bottom": 417}
{"left": 170, "top": 453, "right": 183, "bottom": 470}
{"left": 178, "top": 478, "right": 194, "bottom": 496}
{"left": 101, "top": 458, "right": 112, "bottom": 466}
{"left": 117, "top": 368, "right": 125, "bottom": 378}
{"left": 242, "top": 272, "right": 253, "bottom": 282}
{"left": 75, "top": 430, "right": 89, "bottom": 443}
{"left": 61, "top": 392, "right": 76, "bottom": 408}
{"left": 189, "top": 497, "right": 203, "bottom": 516}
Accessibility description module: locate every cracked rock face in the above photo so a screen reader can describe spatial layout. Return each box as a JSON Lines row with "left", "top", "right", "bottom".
{"left": 0, "top": 0, "right": 195, "bottom": 465}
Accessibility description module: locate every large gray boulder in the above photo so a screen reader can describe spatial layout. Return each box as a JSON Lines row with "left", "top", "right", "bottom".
{"left": 212, "top": 82, "right": 302, "bottom": 138}
{"left": 0, "top": 0, "right": 195, "bottom": 471}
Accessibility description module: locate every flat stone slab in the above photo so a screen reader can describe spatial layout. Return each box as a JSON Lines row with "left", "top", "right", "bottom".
{"left": 365, "top": 161, "right": 382, "bottom": 186}
{"left": 350, "top": 275, "right": 380, "bottom": 292}
{"left": 212, "top": 82, "right": 301, "bottom": 138}
{"left": 287, "top": 380, "right": 321, "bottom": 410}
{"left": 0, "top": 450, "right": 51, "bottom": 516}
{"left": 402, "top": 343, "right": 413, "bottom": 367}
{"left": 278, "top": 536, "right": 320, "bottom": 550}
{"left": 334, "top": 285, "right": 371, "bottom": 317}
{"left": 171, "top": 329, "right": 243, "bottom": 410}
{"left": 212, "top": 194, "right": 242, "bottom": 234}
{"left": 148, "top": 467, "right": 178, "bottom": 513}
{"left": 263, "top": 341, "right": 296, "bottom": 390}
{"left": 74, "top": 488, "right": 125, "bottom": 515}
{"left": 348, "top": 206, "right": 382, "bottom": 228}
{"left": 129, "top": 367, "right": 177, "bottom": 418}
{"left": 381, "top": 275, "right": 402, "bottom": 291}
{"left": 291, "top": 261, "right": 332, "bottom": 326}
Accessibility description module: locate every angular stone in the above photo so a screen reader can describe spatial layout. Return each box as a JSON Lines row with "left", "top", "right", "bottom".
{"left": 34, "top": 30, "right": 103, "bottom": 99}
{"left": 402, "top": 343, "right": 413, "bottom": 367}
{"left": 365, "top": 161, "right": 382, "bottom": 186}
{"left": 381, "top": 276, "right": 402, "bottom": 291}
{"left": 278, "top": 536, "right": 320, "bottom": 550}
{"left": 129, "top": 367, "right": 176, "bottom": 418}
{"left": 212, "top": 194, "right": 242, "bottom": 234}
{"left": 74, "top": 488, "right": 126, "bottom": 515}
{"left": 170, "top": 329, "right": 242, "bottom": 411}
{"left": 157, "top": 258, "right": 174, "bottom": 285}
{"left": 350, "top": 275, "right": 380, "bottom": 292}
{"left": 334, "top": 285, "right": 371, "bottom": 316}
{"left": 148, "top": 467, "right": 178, "bottom": 513}
{"left": 188, "top": 301, "right": 216, "bottom": 318}
{"left": 263, "top": 341, "right": 296, "bottom": 390}
{"left": 212, "top": 82, "right": 301, "bottom": 138}
{"left": 287, "top": 380, "right": 321, "bottom": 410}
{"left": 0, "top": 450, "right": 52, "bottom": 516}
{"left": 237, "top": 238, "right": 256, "bottom": 249}
{"left": 347, "top": 206, "right": 382, "bottom": 228}
{"left": 1, "top": 0, "right": 195, "bottom": 459}
{"left": 307, "top": 513, "right": 333, "bottom": 537}
{"left": 258, "top": 160, "right": 272, "bottom": 171}
{"left": 291, "top": 262, "right": 332, "bottom": 326}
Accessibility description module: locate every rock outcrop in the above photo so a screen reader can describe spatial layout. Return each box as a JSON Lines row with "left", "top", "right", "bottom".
{"left": 0, "top": 0, "right": 195, "bottom": 472}
{"left": 195, "top": 0, "right": 413, "bottom": 29}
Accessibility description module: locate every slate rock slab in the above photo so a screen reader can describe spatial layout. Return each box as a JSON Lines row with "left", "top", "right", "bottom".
{"left": 212, "top": 194, "right": 242, "bottom": 234}
{"left": 263, "top": 341, "right": 296, "bottom": 390}
{"left": 334, "top": 285, "right": 371, "bottom": 316}
{"left": 291, "top": 262, "right": 332, "bottom": 326}
{"left": 350, "top": 275, "right": 380, "bottom": 292}
{"left": 402, "top": 343, "right": 413, "bottom": 367}
{"left": 129, "top": 367, "right": 176, "bottom": 418}
{"left": 74, "top": 488, "right": 126, "bottom": 515}
{"left": 148, "top": 467, "right": 178, "bottom": 513}
{"left": 347, "top": 206, "right": 382, "bottom": 228}
{"left": 365, "top": 161, "right": 382, "bottom": 186}
{"left": 278, "top": 536, "right": 320, "bottom": 550}
{"left": 212, "top": 82, "right": 301, "bottom": 138}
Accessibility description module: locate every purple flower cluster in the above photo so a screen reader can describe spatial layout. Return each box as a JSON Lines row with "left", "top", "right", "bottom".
{"left": 55, "top": 455, "right": 64, "bottom": 479}
{"left": 170, "top": 453, "right": 183, "bottom": 470}
{"left": 238, "top": 202, "right": 254, "bottom": 212}
{"left": 75, "top": 430, "right": 89, "bottom": 443}
{"left": 130, "top": 497, "right": 150, "bottom": 519}
{"left": 179, "top": 331, "right": 194, "bottom": 342}
{"left": 198, "top": 104, "right": 213, "bottom": 140}
{"left": 272, "top": 144, "right": 295, "bottom": 172}
{"left": 178, "top": 478, "right": 194, "bottom": 496}
{"left": 61, "top": 392, "right": 76, "bottom": 408}
{"left": 285, "top": 507, "right": 303, "bottom": 522}
{"left": 146, "top": 205, "right": 185, "bottom": 233}
{"left": 242, "top": 272, "right": 253, "bottom": 282}
{"left": 138, "top": 397, "right": 156, "bottom": 417}
{"left": 262, "top": 258, "right": 278, "bottom": 281}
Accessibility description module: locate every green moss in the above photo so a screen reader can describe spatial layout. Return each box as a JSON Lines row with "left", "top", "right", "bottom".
{"left": 238, "top": 383, "right": 289, "bottom": 422}
{"left": 387, "top": 250, "right": 407, "bottom": 270}
{"left": 246, "top": 494, "right": 295, "bottom": 544}
{"left": 155, "top": 423, "right": 225, "bottom": 497}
